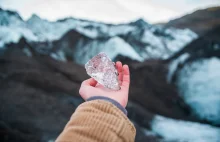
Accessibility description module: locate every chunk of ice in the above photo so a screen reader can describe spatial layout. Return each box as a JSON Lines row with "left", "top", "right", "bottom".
{"left": 85, "top": 52, "right": 120, "bottom": 90}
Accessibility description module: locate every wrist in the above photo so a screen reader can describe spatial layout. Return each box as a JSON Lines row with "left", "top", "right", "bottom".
{"left": 86, "top": 96, "right": 127, "bottom": 115}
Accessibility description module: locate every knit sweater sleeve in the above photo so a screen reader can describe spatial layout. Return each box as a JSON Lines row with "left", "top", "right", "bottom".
{"left": 55, "top": 100, "right": 136, "bottom": 142}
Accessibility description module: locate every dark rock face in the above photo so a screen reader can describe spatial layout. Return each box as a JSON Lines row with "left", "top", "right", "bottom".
{"left": 0, "top": 49, "right": 85, "bottom": 142}
{"left": 166, "top": 6, "right": 220, "bottom": 35}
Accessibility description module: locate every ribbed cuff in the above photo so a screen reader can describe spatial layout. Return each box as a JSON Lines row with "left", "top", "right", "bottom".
{"left": 87, "top": 96, "right": 127, "bottom": 115}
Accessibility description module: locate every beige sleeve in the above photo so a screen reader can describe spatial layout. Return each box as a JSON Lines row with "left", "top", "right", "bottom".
{"left": 56, "top": 100, "right": 136, "bottom": 142}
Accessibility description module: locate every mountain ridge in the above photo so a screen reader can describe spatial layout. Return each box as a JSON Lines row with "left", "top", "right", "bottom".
{"left": 166, "top": 6, "right": 220, "bottom": 35}
{"left": 0, "top": 7, "right": 197, "bottom": 63}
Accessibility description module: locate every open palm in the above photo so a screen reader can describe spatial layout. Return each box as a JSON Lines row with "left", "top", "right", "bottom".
{"left": 79, "top": 61, "right": 130, "bottom": 108}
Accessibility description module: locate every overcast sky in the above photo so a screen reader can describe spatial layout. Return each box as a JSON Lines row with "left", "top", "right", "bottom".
{"left": 0, "top": 0, "right": 219, "bottom": 24}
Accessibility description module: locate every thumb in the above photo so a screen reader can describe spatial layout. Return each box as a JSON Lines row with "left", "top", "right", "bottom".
{"left": 81, "top": 78, "right": 98, "bottom": 87}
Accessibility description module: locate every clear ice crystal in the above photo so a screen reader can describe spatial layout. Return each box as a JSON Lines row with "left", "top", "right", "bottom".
{"left": 85, "top": 52, "right": 120, "bottom": 90}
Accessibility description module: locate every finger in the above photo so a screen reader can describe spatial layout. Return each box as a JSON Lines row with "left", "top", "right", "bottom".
{"left": 81, "top": 78, "right": 98, "bottom": 87}
{"left": 116, "top": 61, "right": 123, "bottom": 83}
{"left": 116, "top": 61, "right": 123, "bottom": 72}
{"left": 121, "top": 65, "right": 130, "bottom": 88}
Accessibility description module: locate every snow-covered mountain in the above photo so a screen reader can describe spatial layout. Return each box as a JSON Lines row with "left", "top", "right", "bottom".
{"left": 0, "top": 8, "right": 197, "bottom": 64}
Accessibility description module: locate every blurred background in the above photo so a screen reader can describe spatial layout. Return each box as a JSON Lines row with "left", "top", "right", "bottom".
{"left": 0, "top": 0, "right": 220, "bottom": 142}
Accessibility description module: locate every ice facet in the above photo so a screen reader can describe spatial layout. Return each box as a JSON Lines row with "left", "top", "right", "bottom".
{"left": 85, "top": 52, "right": 120, "bottom": 90}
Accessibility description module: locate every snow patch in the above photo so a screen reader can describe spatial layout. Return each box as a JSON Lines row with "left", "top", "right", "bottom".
{"left": 167, "top": 53, "right": 190, "bottom": 82}
{"left": 22, "top": 48, "right": 32, "bottom": 57}
{"left": 151, "top": 115, "right": 220, "bottom": 142}
{"left": 103, "top": 37, "right": 143, "bottom": 61}
{"left": 73, "top": 37, "right": 143, "bottom": 64}
{"left": 165, "top": 28, "right": 198, "bottom": 52}
{"left": 133, "top": 27, "right": 197, "bottom": 60}
{"left": 0, "top": 26, "right": 37, "bottom": 48}
{"left": 50, "top": 50, "right": 66, "bottom": 62}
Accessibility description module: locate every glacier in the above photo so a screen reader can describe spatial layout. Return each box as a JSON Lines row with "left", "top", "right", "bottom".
{"left": 73, "top": 37, "right": 144, "bottom": 64}
{"left": 0, "top": 8, "right": 197, "bottom": 62}
{"left": 0, "top": 26, "right": 38, "bottom": 47}
{"left": 177, "top": 57, "right": 220, "bottom": 125}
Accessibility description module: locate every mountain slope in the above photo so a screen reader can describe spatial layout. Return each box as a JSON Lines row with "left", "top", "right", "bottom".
{"left": 166, "top": 6, "right": 220, "bottom": 35}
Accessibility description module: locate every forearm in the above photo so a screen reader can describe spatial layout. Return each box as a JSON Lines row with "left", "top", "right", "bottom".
{"left": 56, "top": 100, "right": 136, "bottom": 142}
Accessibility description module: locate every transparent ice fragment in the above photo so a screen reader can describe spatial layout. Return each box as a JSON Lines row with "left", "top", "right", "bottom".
{"left": 85, "top": 52, "right": 120, "bottom": 90}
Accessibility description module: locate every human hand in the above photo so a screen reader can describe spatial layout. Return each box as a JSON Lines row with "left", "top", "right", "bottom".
{"left": 79, "top": 61, "right": 130, "bottom": 108}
